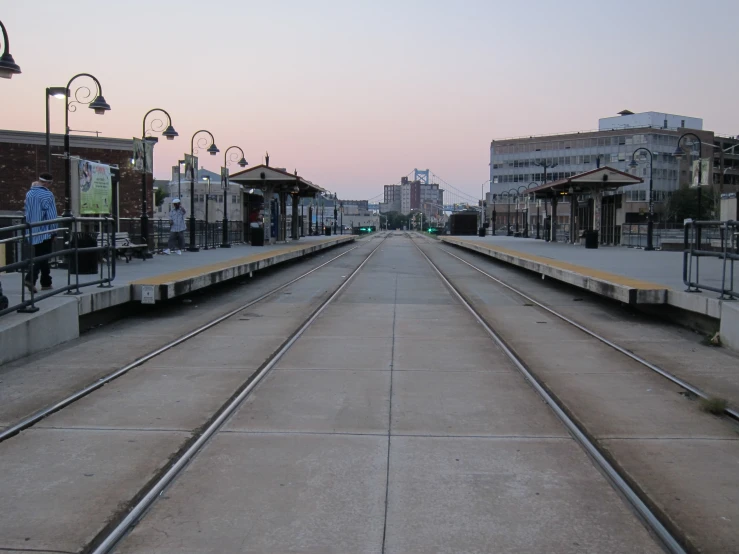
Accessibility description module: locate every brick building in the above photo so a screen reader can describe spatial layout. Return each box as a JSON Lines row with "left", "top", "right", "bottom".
{"left": 0, "top": 130, "right": 151, "bottom": 218}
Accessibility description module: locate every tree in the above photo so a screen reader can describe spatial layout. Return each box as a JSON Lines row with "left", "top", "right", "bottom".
{"left": 665, "top": 185, "right": 715, "bottom": 223}
{"left": 154, "top": 187, "right": 168, "bottom": 209}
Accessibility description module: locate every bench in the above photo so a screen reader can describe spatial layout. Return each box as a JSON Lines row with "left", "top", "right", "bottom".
{"left": 99, "top": 232, "right": 148, "bottom": 263}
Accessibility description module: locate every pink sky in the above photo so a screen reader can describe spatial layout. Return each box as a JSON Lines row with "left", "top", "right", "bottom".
{"left": 3, "top": 0, "right": 738, "bottom": 200}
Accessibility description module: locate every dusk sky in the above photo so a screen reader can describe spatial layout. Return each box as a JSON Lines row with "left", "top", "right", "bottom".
{"left": 3, "top": 0, "right": 739, "bottom": 200}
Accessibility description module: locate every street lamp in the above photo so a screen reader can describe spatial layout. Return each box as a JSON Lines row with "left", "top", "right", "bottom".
{"left": 188, "top": 130, "right": 219, "bottom": 251}
{"left": 202, "top": 176, "right": 212, "bottom": 249}
{"left": 221, "top": 146, "right": 248, "bottom": 248}
{"left": 140, "top": 109, "right": 178, "bottom": 256}
{"left": 517, "top": 185, "right": 528, "bottom": 237}
{"left": 45, "top": 86, "right": 68, "bottom": 172}
{"left": 534, "top": 159, "right": 558, "bottom": 241}
{"left": 333, "top": 193, "right": 338, "bottom": 234}
{"left": 492, "top": 194, "right": 497, "bottom": 235}
{"left": 60, "top": 74, "right": 111, "bottom": 217}
{"left": 0, "top": 20, "right": 21, "bottom": 79}
{"left": 527, "top": 182, "right": 541, "bottom": 239}
{"left": 629, "top": 148, "right": 655, "bottom": 250}
{"left": 673, "top": 133, "right": 704, "bottom": 221}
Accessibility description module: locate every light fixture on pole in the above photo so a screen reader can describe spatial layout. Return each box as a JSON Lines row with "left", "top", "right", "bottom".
{"left": 0, "top": 20, "right": 21, "bottom": 79}
{"left": 62, "top": 74, "right": 111, "bottom": 218}
{"left": 674, "top": 132, "right": 704, "bottom": 246}
{"left": 629, "top": 148, "right": 654, "bottom": 250}
{"left": 140, "top": 108, "right": 177, "bottom": 257}
{"left": 45, "top": 86, "right": 68, "bottom": 172}
{"left": 188, "top": 130, "right": 219, "bottom": 251}
{"left": 202, "top": 176, "right": 211, "bottom": 249}
{"left": 220, "top": 146, "right": 248, "bottom": 248}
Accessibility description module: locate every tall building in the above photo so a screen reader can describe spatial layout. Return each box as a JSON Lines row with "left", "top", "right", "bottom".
{"left": 489, "top": 111, "right": 717, "bottom": 223}
{"left": 380, "top": 184, "right": 401, "bottom": 213}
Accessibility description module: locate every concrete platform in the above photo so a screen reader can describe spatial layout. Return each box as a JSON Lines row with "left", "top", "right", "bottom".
{"left": 439, "top": 235, "right": 727, "bottom": 321}
{"left": 0, "top": 236, "right": 354, "bottom": 365}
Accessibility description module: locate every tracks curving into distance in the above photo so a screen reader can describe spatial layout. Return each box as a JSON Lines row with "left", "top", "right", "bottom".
{"left": 411, "top": 236, "right": 687, "bottom": 554}
{"left": 0, "top": 236, "right": 383, "bottom": 444}
{"left": 431, "top": 237, "right": 739, "bottom": 422}
{"left": 88, "top": 234, "right": 389, "bottom": 554}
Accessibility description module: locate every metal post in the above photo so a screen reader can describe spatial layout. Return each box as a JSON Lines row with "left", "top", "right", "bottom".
{"left": 221, "top": 183, "right": 229, "bottom": 248}
{"left": 45, "top": 88, "right": 51, "bottom": 172}
{"left": 507, "top": 196, "right": 511, "bottom": 236}
{"left": 536, "top": 202, "right": 540, "bottom": 239}
{"left": 204, "top": 184, "right": 210, "bottom": 250}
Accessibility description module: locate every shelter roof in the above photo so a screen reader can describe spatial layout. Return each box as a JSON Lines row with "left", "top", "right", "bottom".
{"left": 525, "top": 166, "right": 644, "bottom": 198}
{"left": 228, "top": 165, "right": 325, "bottom": 196}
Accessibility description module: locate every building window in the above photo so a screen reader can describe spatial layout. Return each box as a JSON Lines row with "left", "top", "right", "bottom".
{"left": 681, "top": 120, "right": 685, "bottom": 127}
{"left": 663, "top": 119, "right": 668, "bottom": 129}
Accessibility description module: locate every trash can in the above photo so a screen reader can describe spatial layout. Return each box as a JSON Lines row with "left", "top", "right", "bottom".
{"left": 250, "top": 226, "right": 264, "bottom": 246}
{"left": 69, "top": 232, "right": 98, "bottom": 274}
{"left": 478, "top": 227, "right": 486, "bottom": 237}
{"left": 325, "top": 226, "right": 332, "bottom": 236}
{"left": 584, "top": 230, "right": 599, "bottom": 249}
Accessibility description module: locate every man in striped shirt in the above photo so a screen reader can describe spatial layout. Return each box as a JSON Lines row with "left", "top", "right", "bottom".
{"left": 24, "top": 173, "right": 59, "bottom": 292}
{"left": 162, "top": 198, "right": 186, "bottom": 255}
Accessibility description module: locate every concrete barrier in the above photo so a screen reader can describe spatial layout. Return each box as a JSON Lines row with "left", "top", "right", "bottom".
{"left": 720, "top": 303, "right": 739, "bottom": 351}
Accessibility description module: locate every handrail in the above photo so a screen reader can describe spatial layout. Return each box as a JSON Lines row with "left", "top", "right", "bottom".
{"left": 683, "top": 220, "right": 738, "bottom": 299}
{"left": 0, "top": 216, "right": 118, "bottom": 317}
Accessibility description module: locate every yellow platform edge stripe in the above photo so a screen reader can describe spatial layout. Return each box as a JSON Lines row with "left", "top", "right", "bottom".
{"left": 443, "top": 237, "right": 668, "bottom": 291}
{"left": 132, "top": 237, "right": 351, "bottom": 286}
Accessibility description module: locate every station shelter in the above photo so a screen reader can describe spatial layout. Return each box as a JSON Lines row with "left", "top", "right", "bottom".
{"left": 229, "top": 163, "right": 325, "bottom": 245}
{"left": 527, "top": 166, "right": 643, "bottom": 246}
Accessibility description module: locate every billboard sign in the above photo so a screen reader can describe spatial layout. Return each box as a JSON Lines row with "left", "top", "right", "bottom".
{"left": 78, "top": 160, "right": 112, "bottom": 215}
{"left": 691, "top": 159, "right": 710, "bottom": 187}
{"left": 221, "top": 167, "right": 229, "bottom": 190}
{"left": 184, "top": 154, "right": 197, "bottom": 183}
{"left": 132, "top": 138, "right": 153, "bottom": 173}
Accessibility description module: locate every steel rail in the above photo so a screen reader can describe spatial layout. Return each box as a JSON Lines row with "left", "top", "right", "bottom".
{"left": 412, "top": 239, "right": 687, "bottom": 554}
{"left": 436, "top": 243, "right": 739, "bottom": 422}
{"left": 89, "top": 234, "right": 388, "bottom": 554}
{"left": 0, "top": 238, "right": 374, "bottom": 443}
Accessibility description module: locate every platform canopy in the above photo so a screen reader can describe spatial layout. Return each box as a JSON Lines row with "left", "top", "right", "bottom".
{"left": 228, "top": 165, "right": 326, "bottom": 197}
{"left": 527, "top": 166, "right": 643, "bottom": 199}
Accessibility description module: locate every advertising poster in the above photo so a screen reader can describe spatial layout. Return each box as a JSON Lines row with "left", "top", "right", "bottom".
{"left": 79, "top": 160, "right": 112, "bottom": 215}
{"left": 184, "top": 154, "right": 197, "bottom": 183}
{"left": 691, "top": 160, "right": 710, "bottom": 187}
{"left": 221, "top": 167, "right": 229, "bottom": 190}
{"left": 132, "top": 138, "right": 153, "bottom": 173}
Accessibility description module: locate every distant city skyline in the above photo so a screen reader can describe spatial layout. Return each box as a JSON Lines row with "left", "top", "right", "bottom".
{"left": 3, "top": 0, "right": 738, "bottom": 200}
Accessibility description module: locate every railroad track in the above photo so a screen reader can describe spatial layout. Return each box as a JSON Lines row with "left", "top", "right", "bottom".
{"left": 0, "top": 234, "right": 386, "bottom": 444}
{"left": 82, "top": 233, "right": 390, "bottom": 553}
{"left": 409, "top": 235, "right": 687, "bottom": 554}
{"left": 424, "top": 235, "right": 738, "bottom": 422}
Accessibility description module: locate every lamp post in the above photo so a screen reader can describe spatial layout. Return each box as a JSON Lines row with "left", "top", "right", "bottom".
{"left": 140, "top": 109, "right": 178, "bottom": 256}
{"left": 62, "top": 74, "right": 111, "bottom": 217}
{"left": 534, "top": 160, "right": 558, "bottom": 242}
{"left": 517, "top": 185, "right": 528, "bottom": 237}
{"left": 333, "top": 193, "right": 338, "bottom": 234}
{"left": 202, "top": 176, "right": 211, "bottom": 249}
{"left": 177, "top": 159, "right": 184, "bottom": 198}
{"left": 0, "top": 20, "right": 21, "bottom": 79}
{"left": 340, "top": 202, "right": 344, "bottom": 234}
{"left": 188, "top": 130, "right": 219, "bottom": 251}
{"left": 528, "top": 182, "right": 540, "bottom": 239}
{"left": 44, "top": 87, "right": 67, "bottom": 172}
{"left": 673, "top": 132, "right": 704, "bottom": 221}
{"left": 629, "top": 148, "right": 655, "bottom": 250}
{"left": 492, "top": 194, "right": 497, "bottom": 235}
{"left": 221, "top": 146, "right": 248, "bottom": 248}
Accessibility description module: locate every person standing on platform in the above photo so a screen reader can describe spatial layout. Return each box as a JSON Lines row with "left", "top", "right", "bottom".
{"left": 24, "top": 173, "right": 58, "bottom": 292}
{"left": 163, "top": 199, "right": 186, "bottom": 255}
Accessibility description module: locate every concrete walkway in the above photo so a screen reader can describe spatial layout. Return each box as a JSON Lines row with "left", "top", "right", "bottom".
{"left": 0, "top": 236, "right": 355, "bottom": 365}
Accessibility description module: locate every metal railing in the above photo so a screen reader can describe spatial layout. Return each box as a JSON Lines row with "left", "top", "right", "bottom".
{"left": 119, "top": 218, "right": 244, "bottom": 251}
{"left": 683, "top": 220, "right": 738, "bottom": 299}
{"left": 0, "top": 216, "right": 116, "bottom": 317}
